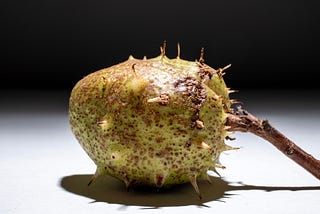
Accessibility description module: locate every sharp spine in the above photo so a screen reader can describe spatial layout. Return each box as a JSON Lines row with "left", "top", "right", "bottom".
{"left": 189, "top": 174, "right": 202, "bottom": 199}
{"left": 197, "top": 141, "right": 213, "bottom": 151}
{"left": 224, "top": 144, "right": 240, "bottom": 151}
{"left": 177, "top": 43, "right": 181, "bottom": 59}
{"left": 88, "top": 167, "right": 103, "bottom": 186}
{"left": 155, "top": 174, "right": 165, "bottom": 188}
{"left": 215, "top": 163, "right": 226, "bottom": 169}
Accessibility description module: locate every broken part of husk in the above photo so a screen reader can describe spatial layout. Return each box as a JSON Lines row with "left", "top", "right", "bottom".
{"left": 226, "top": 106, "right": 320, "bottom": 180}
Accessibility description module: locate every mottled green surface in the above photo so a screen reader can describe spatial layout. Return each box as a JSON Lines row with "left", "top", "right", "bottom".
{"left": 69, "top": 54, "right": 233, "bottom": 191}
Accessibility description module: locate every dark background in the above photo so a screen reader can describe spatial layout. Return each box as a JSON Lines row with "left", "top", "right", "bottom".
{"left": 2, "top": 0, "right": 319, "bottom": 91}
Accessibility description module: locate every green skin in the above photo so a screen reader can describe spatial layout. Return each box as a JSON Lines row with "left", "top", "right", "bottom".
{"left": 69, "top": 54, "right": 233, "bottom": 192}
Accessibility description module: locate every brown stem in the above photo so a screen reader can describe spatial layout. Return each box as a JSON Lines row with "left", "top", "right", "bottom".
{"left": 226, "top": 107, "right": 320, "bottom": 180}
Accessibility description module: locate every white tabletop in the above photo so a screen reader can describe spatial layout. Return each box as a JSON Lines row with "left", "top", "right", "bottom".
{"left": 1, "top": 90, "right": 319, "bottom": 214}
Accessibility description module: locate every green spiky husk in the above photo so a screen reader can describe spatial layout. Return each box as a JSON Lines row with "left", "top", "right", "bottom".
{"left": 69, "top": 54, "right": 233, "bottom": 188}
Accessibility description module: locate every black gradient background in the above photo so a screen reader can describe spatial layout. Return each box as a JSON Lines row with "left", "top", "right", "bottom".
{"left": 2, "top": 0, "right": 320, "bottom": 90}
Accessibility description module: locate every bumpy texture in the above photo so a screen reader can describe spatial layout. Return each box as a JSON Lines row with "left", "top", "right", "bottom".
{"left": 69, "top": 49, "right": 236, "bottom": 195}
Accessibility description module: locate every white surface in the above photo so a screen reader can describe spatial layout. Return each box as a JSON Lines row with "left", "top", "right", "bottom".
{"left": 1, "top": 90, "right": 320, "bottom": 213}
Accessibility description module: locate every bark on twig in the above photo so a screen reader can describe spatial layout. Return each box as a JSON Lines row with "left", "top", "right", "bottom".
{"left": 226, "top": 106, "right": 320, "bottom": 180}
